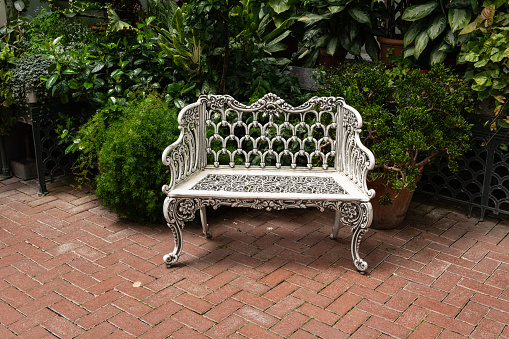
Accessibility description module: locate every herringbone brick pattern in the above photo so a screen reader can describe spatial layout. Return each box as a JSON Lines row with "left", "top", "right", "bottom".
{"left": 0, "top": 176, "right": 508, "bottom": 338}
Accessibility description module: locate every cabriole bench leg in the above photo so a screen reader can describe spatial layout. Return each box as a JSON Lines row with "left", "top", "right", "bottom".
{"left": 341, "top": 202, "right": 372, "bottom": 273}
{"left": 163, "top": 221, "right": 183, "bottom": 267}
{"left": 163, "top": 197, "right": 200, "bottom": 268}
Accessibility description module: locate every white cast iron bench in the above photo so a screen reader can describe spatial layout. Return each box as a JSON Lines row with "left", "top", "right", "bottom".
{"left": 161, "top": 93, "right": 375, "bottom": 272}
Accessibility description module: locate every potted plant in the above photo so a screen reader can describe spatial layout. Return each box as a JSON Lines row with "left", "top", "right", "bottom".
{"left": 375, "top": 0, "right": 480, "bottom": 66}
{"left": 8, "top": 54, "right": 54, "bottom": 105}
{"left": 374, "top": 0, "right": 412, "bottom": 62}
{"left": 296, "top": 0, "right": 382, "bottom": 67}
{"left": 315, "top": 60, "right": 476, "bottom": 228}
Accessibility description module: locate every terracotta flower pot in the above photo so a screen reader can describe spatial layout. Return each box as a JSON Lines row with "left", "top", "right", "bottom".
{"left": 368, "top": 174, "right": 421, "bottom": 230}
{"left": 316, "top": 47, "right": 347, "bottom": 67}
{"left": 377, "top": 36, "right": 404, "bottom": 64}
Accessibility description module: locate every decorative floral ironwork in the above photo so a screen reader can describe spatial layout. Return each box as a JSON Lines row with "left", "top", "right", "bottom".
{"left": 191, "top": 174, "right": 346, "bottom": 195}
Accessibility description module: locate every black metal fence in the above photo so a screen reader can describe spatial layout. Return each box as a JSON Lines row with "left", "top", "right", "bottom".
{"left": 418, "top": 125, "right": 509, "bottom": 220}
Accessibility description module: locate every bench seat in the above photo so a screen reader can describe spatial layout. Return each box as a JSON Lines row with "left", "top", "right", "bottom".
{"left": 169, "top": 168, "right": 370, "bottom": 202}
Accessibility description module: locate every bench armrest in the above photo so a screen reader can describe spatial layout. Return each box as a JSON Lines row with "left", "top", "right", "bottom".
{"left": 338, "top": 101, "right": 376, "bottom": 199}
{"left": 162, "top": 100, "right": 206, "bottom": 194}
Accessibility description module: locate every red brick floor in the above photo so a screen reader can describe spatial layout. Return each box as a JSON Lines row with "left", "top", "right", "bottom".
{"left": 0, "top": 176, "right": 508, "bottom": 338}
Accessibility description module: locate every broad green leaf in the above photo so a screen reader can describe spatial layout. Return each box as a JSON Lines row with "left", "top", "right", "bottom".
{"left": 404, "top": 21, "right": 424, "bottom": 47}
{"left": 430, "top": 46, "right": 447, "bottom": 64}
{"left": 491, "top": 51, "right": 505, "bottom": 62}
{"left": 160, "top": 43, "right": 176, "bottom": 58}
{"left": 327, "top": 37, "right": 339, "bottom": 56}
{"left": 172, "top": 37, "right": 192, "bottom": 58}
{"left": 460, "top": 16, "right": 483, "bottom": 35}
{"left": 62, "top": 69, "right": 78, "bottom": 75}
{"left": 181, "top": 82, "right": 196, "bottom": 94}
{"left": 84, "top": 82, "right": 93, "bottom": 89}
{"left": 110, "top": 69, "right": 124, "bottom": 78}
{"left": 269, "top": 0, "right": 291, "bottom": 14}
{"left": 92, "top": 62, "right": 105, "bottom": 73}
{"left": 298, "top": 13, "right": 329, "bottom": 26}
{"left": 413, "top": 31, "right": 429, "bottom": 59}
{"left": 46, "top": 74, "right": 59, "bottom": 89}
{"left": 364, "top": 35, "right": 380, "bottom": 62}
{"left": 172, "top": 8, "right": 184, "bottom": 35}
{"left": 403, "top": 46, "right": 415, "bottom": 58}
{"left": 108, "top": 7, "right": 132, "bottom": 31}
{"left": 131, "top": 68, "right": 142, "bottom": 78}
{"left": 402, "top": 2, "right": 438, "bottom": 21}
{"left": 464, "top": 51, "right": 479, "bottom": 62}
{"left": 449, "top": 9, "right": 471, "bottom": 31}
{"left": 348, "top": 7, "right": 371, "bottom": 25}
{"left": 328, "top": 6, "right": 345, "bottom": 14}
{"left": 493, "top": 78, "right": 506, "bottom": 90}
{"left": 443, "top": 29, "right": 457, "bottom": 46}
{"left": 265, "top": 42, "right": 287, "bottom": 53}
{"left": 473, "top": 73, "right": 488, "bottom": 85}
{"left": 427, "top": 14, "right": 447, "bottom": 40}
{"left": 438, "top": 40, "right": 454, "bottom": 52}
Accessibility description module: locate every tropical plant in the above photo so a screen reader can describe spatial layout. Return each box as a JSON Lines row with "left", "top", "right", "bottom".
{"left": 297, "top": 0, "right": 383, "bottom": 66}
{"left": 457, "top": 0, "right": 509, "bottom": 139}
{"left": 316, "top": 61, "right": 475, "bottom": 203}
{"left": 225, "top": 3, "right": 300, "bottom": 103}
{"left": 95, "top": 93, "right": 180, "bottom": 223}
{"left": 399, "top": 0, "right": 479, "bottom": 65}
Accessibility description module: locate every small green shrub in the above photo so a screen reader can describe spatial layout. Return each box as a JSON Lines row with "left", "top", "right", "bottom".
{"left": 95, "top": 94, "right": 179, "bottom": 223}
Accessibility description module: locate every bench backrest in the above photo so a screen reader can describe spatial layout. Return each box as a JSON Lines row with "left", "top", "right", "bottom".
{"left": 203, "top": 93, "right": 341, "bottom": 170}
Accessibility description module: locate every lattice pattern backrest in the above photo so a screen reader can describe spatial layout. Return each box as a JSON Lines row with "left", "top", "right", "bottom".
{"left": 203, "top": 94, "right": 343, "bottom": 170}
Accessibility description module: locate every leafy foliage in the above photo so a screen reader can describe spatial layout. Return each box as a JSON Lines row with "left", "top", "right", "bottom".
{"left": 298, "top": 0, "right": 383, "bottom": 65}
{"left": 458, "top": 0, "right": 509, "bottom": 134}
{"left": 316, "top": 61, "right": 475, "bottom": 202}
{"left": 95, "top": 94, "right": 179, "bottom": 223}
{"left": 400, "top": 0, "right": 479, "bottom": 65}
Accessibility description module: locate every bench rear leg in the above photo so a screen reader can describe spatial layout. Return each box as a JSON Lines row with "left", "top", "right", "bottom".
{"left": 200, "top": 206, "right": 211, "bottom": 238}
{"left": 330, "top": 210, "right": 342, "bottom": 240}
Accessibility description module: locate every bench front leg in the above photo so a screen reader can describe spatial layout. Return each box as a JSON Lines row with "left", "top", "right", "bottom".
{"left": 163, "top": 197, "right": 201, "bottom": 267}
{"left": 340, "top": 202, "right": 372, "bottom": 272}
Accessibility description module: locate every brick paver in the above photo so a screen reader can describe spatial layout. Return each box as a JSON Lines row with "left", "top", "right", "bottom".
{"left": 0, "top": 176, "right": 508, "bottom": 338}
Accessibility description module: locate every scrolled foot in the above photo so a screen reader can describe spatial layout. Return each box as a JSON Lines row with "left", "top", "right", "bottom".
{"left": 163, "top": 254, "right": 178, "bottom": 268}
{"left": 354, "top": 258, "right": 368, "bottom": 273}
{"left": 330, "top": 233, "right": 337, "bottom": 240}
{"left": 205, "top": 231, "right": 212, "bottom": 239}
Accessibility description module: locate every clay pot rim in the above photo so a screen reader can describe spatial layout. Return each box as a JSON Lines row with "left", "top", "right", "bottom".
{"left": 377, "top": 36, "right": 405, "bottom": 46}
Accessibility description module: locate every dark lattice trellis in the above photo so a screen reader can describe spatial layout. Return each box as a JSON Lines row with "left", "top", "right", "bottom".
{"left": 418, "top": 126, "right": 509, "bottom": 220}
{"left": 17, "top": 102, "right": 89, "bottom": 194}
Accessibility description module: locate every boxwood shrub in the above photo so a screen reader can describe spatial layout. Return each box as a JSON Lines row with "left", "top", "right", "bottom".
{"left": 96, "top": 94, "right": 179, "bottom": 223}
